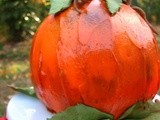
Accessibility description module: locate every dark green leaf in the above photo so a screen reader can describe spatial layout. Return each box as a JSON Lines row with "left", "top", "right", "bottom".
{"left": 105, "top": 0, "right": 122, "bottom": 15}
{"left": 120, "top": 100, "right": 160, "bottom": 120}
{"left": 49, "top": 0, "right": 72, "bottom": 14}
{"left": 8, "top": 85, "right": 37, "bottom": 98}
{"left": 48, "top": 104, "right": 113, "bottom": 120}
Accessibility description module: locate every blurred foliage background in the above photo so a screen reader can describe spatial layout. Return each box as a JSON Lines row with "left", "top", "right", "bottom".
{"left": 132, "top": 0, "right": 160, "bottom": 24}
{"left": 0, "top": 0, "right": 160, "bottom": 117}
{"left": 0, "top": 0, "right": 49, "bottom": 42}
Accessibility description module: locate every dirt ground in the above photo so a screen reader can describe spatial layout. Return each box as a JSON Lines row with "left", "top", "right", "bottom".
{"left": 0, "top": 40, "right": 32, "bottom": 116}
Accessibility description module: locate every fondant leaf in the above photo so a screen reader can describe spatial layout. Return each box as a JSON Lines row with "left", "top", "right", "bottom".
{"left": 8, "top": 85, "right": 37, "bottom": 98}
{"left": 49, "top": 0, "right": 72, "bottom": 14}
{"left": 48, "top": 104, "right": 113, "bottom": 120}
{"left": 120, "top": 100, "right": 160, "bottom": 120}
{"left": 105, "top": 0, "right": 122, "bottom": 15}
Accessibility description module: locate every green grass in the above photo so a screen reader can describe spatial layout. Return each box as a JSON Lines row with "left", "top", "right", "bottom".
{"left": 0, "top": 104, "right": 5, "bottom": 116}
{"left": 0, "top": 61, "right": 30, "bottom": 81}
{"left": 0, "top": 40, "right": 32, "bottom": 116}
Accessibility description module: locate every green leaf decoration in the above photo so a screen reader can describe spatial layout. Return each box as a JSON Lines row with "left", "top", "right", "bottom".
{"left": 8, "top": 85, "right": 37, "bottom": 98}
{"left": 142, "top": 112, "right": 160, "bottom": 120}
{"left": 49, "top": 0, "right": 72, "bottom": 14}
{"left": 120, "top": 100, "right": 160, "bottom": 120}
{"left": 105, "top": 0, "right": 122, "bottom": 15}
{"left": 47, "top": 104, "right": 113, "bottom": 120}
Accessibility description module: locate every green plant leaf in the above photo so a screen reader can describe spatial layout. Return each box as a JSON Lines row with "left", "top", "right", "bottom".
{"left": 119, "top": 100, "right": 160, "bottom": 120}
{"left": 47, "top": 104, "right": 113, "bottom": 120}
{"left": 49, "top": 0, "right": 72, "bottom": 14}
{"left": 142, "top": 112, "right": 160, "bottom": 120}
{"left": 8, "top": 85, "right": 37, "bottom": 98}
{"left": 105, "top": 0, "right": 122, "bottom": 15}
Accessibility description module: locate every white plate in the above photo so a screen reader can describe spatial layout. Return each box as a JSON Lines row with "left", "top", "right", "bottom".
{"left": 6, "top": 93, "right": 53, "bottom": 120}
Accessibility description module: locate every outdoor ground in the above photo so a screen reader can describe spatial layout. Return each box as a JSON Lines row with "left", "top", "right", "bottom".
{"left": 0, "top": 26, "right": 160, "bottom": 116}
{"left": 0, "top": 40, "right": 32, "bottom": 116}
